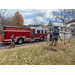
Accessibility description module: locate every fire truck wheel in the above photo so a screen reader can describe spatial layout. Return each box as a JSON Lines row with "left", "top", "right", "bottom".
{"left": 17, "top": 38, "right": 24, "bottom": 44}
{"left": 40, "top": 37, "right": 44, "bottom": 41}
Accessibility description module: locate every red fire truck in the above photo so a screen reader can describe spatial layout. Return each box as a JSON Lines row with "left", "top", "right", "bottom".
{"left": 1, "top": 25, "right": 48, "bottom": 44}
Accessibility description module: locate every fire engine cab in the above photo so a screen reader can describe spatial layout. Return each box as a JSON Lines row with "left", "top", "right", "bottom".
{"left": 1, "top": 25, "right": 48, "bottom": 44}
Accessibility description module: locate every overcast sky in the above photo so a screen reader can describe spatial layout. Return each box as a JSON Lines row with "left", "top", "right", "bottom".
{"left": 9, "top": 9, "right": 60, "bottom": 26}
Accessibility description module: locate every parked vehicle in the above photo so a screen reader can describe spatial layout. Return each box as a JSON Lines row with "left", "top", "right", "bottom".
{"left": 1, "top": 25, "right": 48, "bottom": 44}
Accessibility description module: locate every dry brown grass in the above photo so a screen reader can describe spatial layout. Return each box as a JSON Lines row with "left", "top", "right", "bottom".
{"left": 0, "top": 39, "right": 75, "bottom": 65}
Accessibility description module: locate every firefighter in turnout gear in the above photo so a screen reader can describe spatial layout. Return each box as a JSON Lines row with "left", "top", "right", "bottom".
{"left": 8, "top": 34, "right": 15, "bottom": 48}
{"left": 50, "top": 29, "right": 61, "bottom": 46}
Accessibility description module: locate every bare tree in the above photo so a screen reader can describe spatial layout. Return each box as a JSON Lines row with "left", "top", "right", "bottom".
{"left": 0, "top": 9, "right": 12, "bottom": 26}
{"left": 53, "top": 9, "right": 75, "bottom": 24}
{"left": 0, "top": 9, "right": 13, "bottom": 35}
{"left": 52, "top": 9, "right": 75, "bottom": 45}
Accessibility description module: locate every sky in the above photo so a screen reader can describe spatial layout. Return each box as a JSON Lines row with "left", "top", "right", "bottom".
{"left": 9, "top": 9, "right": 60, "bottom": 26}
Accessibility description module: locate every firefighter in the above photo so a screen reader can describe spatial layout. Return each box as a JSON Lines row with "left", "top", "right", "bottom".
{"left": 49, "top": 33, "right": 52, "bottom": 43}
{"left": 68, "top": 27, "right": 75, "bottom": 42}
{"left": 8, "top": 34, "right": 15, "bottom": 49}
{"left": 50, "top": 29, "right": 61, "bottom": 46}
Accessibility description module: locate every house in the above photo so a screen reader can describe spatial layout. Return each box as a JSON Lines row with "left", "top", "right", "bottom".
{"left": 54, "top": 26, "right": 59, "bottom": 30}
{"left": 47, "top": 25, "right": 60, "bottom": 33}
{"left": 46, "top": 25, "right": 66, "bottom": 33}
{"left": 54, "top": 26, "right": 62, "bottom": 32}
{"left": 47, "top": 26, "right": 54, "bottom": 33}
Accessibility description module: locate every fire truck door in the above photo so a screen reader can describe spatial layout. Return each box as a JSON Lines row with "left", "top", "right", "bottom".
{"left": 30, "top": 29, "right": 35, "bottom": 41}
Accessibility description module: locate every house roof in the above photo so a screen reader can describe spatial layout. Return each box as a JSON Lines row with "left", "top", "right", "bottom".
{"left": 23, "top": 25, "right": 29, "bottom": 28}
{"left": 29, "top": 25, "right": 41, "bottom": 27}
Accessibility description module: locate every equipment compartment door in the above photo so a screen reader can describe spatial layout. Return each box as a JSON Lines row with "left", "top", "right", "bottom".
{"left": 30, "top": 29, "right": 35, "bottom": 41}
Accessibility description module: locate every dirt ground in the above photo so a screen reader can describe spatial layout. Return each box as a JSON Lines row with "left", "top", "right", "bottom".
{"left": 57, "top": 42, "right": 73, "bottom": 48}
{"left": 44, "top": 39, "right": 73, "bottom": 52}
{"left": 43, "top": 42, "right": 73, "bottom": 53}
{"left": 44, "top": 47, "right": 57, "bottom": 52}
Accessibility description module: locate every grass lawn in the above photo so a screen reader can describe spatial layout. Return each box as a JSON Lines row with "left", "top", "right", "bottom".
{"left": 0, "top": 38, "right": 75, "bottom": 65}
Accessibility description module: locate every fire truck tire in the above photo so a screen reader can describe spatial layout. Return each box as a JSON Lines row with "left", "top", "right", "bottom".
{"left": 17, "top": 38, "right": 24, "bottom": 44}
{"left": 40, "top": 37, "right": 44, "bottom": 41}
